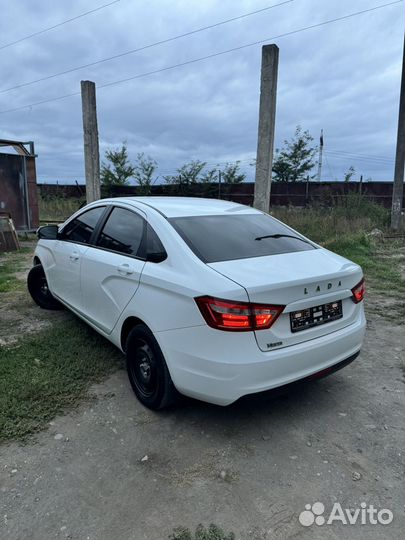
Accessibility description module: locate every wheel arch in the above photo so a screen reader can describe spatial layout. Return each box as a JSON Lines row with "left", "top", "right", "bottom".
{"left": 33, "top": 255, "right": 41, "bottom": 266}
{"left": 120, "top": 316, "right": 149, "bottom": 352}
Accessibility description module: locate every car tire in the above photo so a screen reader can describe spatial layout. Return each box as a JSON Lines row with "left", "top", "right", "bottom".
{"left": 27, "top": 264, "right": 62, "bottom": 310}
{"left": 126, "top": 324, "right": 177, "bottom": 410}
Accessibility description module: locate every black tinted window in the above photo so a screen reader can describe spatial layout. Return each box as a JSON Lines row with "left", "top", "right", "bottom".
{"left": 169, "top": 214, "right": 316, "bottom": 263}
{"left": 146, "top": 223, "right": 166, "bottom": 257}
{"left": 61, "top": 206, "right": 105, "bottom": 244}
{"left": 97, "top": 207, "right": 144, "bottom": 256}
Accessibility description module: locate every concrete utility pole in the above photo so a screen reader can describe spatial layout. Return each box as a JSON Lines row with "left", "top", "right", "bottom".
{"left": 317, "top": 129, "right": 324, "bottom": 182}
{"left": 253, "top": 44, "right": 279, "bottom": 213}
{"left": 391, "top": 33, "right": 405, "bottom": 230}
{"left": 81, "top": 80, "right": 101, "bottom": 204}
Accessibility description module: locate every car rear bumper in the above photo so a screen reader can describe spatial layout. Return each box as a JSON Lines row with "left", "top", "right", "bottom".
{"left": 156, "top": 307, "right": 366, "bottom": 406}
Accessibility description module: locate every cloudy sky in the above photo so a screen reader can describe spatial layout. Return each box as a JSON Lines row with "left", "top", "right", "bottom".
{"left": 0, "top": 0, "right": 404, "bottom": 183}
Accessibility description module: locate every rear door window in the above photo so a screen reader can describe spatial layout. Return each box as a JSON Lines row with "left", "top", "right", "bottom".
{"left": 169, "top": 214, "right": 316, "bottom": 263}
{"left": 97, "top": 207, "right": 145, "bottom": 257}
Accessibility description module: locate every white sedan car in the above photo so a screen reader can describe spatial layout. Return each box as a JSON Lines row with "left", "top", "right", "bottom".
{"left": 28, "top": 197, "right": 366, "bottom": 409}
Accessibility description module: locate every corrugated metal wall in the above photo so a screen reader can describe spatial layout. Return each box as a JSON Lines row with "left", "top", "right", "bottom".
{"left": 0, "top": 153, "right": 39, "bottom": 230}
{"left": 38, "top": 181, "right": 400, "bottom": 209}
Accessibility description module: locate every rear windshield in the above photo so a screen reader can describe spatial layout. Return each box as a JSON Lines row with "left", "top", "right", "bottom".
{"left": 169, "top": 213, "right": 317, "bottom": 263}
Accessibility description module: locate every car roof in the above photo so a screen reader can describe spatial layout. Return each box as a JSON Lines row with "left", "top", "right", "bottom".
{"left": 102, "top": 196, "right": 261, "bottom": 218}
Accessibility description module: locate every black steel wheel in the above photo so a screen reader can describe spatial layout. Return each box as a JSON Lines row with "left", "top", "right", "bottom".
{"left": 126, "top": 324, "right": 177, "bottom": 410}
{"left": 27, "top": 264, "right": 62, "bottom": 310}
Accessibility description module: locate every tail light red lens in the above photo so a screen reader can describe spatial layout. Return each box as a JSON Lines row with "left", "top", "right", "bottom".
{"left": 195, "top": 296, "right": 285, "bottom": 331}
{"left": 351, "top": 278, "right": 365, "bottom": 304}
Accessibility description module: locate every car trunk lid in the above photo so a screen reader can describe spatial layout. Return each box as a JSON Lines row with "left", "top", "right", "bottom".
{"left": 208, "top": 248, "right": 363, "bottom": 351}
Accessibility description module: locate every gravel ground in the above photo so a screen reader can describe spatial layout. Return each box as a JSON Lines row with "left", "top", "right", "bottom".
{"left": 0, "top": 293, "right": 404, "bottom": 540}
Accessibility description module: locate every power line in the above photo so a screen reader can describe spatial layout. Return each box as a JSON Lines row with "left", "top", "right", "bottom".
{"left": 328, "top": 151, "right": 394, "bottom": 165}
{"left": 175, "top": 158, "right": 255, "bottom": 168}
{"left": 324, "top": 154, "right": 393, "bottom": 168}
{"left": 0, "top": 0, "right": 293, "bottom": 94}
{"left": 325, "top": 149, "right": 394, "bottom": 163}
{"left": 325, "top": 152, "right": 393, "bottom": 164}
{"left": 0, "top": 0, "right": 121, "bottom": 51}
{"left": 0, "top": 1, "right": 401, "bottom": 115}
{"left": 324, "top": 154, "right": 336, "bottom": 180}
{"left": 325, "top": 151, "right": 394, "bottom": 165}
{"left": 328, "top": 149, "right": 394, "bottom": 161}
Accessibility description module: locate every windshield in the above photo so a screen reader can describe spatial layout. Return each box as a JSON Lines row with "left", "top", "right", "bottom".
{"left": 169, "top": 213, "right": 317, "bottom": 263}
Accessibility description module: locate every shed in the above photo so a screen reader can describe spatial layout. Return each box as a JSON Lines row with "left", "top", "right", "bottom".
{"left": 0, "top": 139, "right": 39, "bottom": 230}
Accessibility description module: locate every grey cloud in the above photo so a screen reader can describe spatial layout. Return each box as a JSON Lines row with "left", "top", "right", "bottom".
{"left": 0, "top": 0, "right": 402, "bottom": 182}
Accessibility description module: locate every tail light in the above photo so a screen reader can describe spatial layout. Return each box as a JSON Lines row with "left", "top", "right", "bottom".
{"left": 195, "top": 296, "right": 284, "bottom": 332}
{"left": 351, "top": 278, "right": 365, "bottom": 304}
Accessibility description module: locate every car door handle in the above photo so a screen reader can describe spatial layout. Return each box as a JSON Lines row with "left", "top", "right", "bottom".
{"left": 69, "top": 251, "right": 79, "bottom": 261}
{"left": 116, "top": 263, "right": 134, "bottom": 275}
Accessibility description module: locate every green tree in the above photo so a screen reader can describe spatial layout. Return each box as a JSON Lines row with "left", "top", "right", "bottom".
{"left": 272, "top": 126, "right": 317, "bottom": 182}
{"left": 200, "top": 167, "right": 218, "bottom": 184}
{"left": 344, "top": 165, "right": 356, "bottom": 182}
{"left": 100, "top": 143, "right": 135, "bottom": 188}
{"left": 164, "top": 160, "right": 208, "bottom": 186}
{"left": 221, "top": 161, "right": 246, "bottom": 183}
{"left": 164, "top": 160, "right": 246, "bottom": 186}
{"left": 133, "top": 153, "right": 158, "bottom": 195}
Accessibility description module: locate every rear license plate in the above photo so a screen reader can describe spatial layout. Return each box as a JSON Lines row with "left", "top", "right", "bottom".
{"left": 290, "top": 300, "right": 343, "bottom": 333}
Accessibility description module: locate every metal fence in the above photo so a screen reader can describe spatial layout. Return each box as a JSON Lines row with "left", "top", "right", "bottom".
{"left": 38, "top": 180, "right": 400, "bottom": 209}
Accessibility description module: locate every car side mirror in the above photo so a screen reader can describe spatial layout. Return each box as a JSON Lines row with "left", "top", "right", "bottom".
{"left": 37, "top": 224, "right": 59, "bottom": 240}
{"left": 146, "top": 251, "right": 167, "bottom": 263}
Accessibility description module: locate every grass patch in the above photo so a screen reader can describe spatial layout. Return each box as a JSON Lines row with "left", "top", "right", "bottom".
{"left": 272, "top": 199, "right": 405, "bottom": 299}
{"left": 169, "top": 524, "right": 235, "bottom": 540}
{"left": 271, "top": 195, "right": 390, "bottom": 245}
{"left": 325, "top": 236, "right": 404, "bottom": 293}
{"left": 0, "top": 248, "right": 32, "bottom": 292}
{"left": 0, "top": 318, "right": 123, "bottom": 443}
{"left": 17, "top": 233, "right": 38, "bottom": 243}
{"left": 39, "top": 195, "right": 84, "bottom": 222}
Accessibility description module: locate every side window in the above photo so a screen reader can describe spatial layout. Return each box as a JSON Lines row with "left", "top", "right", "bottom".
{"left": 97, "top": 207, "right": 145, "bottom": 256}
{"left": 146, "top": 223, "right": 166, "bottom": 258}
{"left": 60, "top": 206, "right": 105, "bottom": 244}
